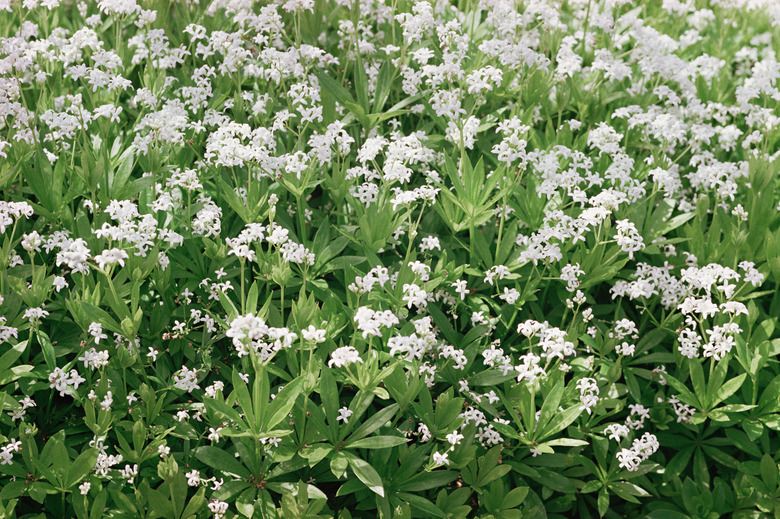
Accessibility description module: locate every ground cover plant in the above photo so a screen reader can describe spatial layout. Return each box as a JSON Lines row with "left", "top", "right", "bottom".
{"left": 0, "top": 0, "right": 779, "bottom": 517}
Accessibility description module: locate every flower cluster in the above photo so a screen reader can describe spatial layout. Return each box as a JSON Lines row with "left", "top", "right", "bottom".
{"left": 0, "top": 0, "right": 775, "bottom": 517}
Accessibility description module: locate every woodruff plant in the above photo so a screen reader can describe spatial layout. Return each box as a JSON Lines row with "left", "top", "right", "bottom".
{"left": 0, "top": 0, "right": 778, "bottom": 517}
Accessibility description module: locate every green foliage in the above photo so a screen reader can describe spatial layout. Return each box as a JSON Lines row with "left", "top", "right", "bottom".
{"left": 0, "top": 0, "right": 778, "bottom": 518}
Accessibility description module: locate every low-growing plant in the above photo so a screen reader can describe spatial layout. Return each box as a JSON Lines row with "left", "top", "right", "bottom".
{"left": 0, "top": 0, "right": 778, "bottom": 517}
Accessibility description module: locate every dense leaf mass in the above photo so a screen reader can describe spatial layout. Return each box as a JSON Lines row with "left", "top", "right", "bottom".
{"left": 0, "top": 0, "right": 779, "bottom": 517}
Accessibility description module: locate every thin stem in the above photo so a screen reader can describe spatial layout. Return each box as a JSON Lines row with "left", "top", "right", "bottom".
{"left": 580, "top": 0, "right": 593, "bottom": 55}
{"left": 240, "top": 259, "right": 246, "bottom": 314}
{"left": 297, "top": 195, "right": 307, "bottom": 246}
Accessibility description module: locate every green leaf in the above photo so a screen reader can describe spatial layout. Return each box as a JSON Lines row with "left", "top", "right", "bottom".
{"left": 397, "top": 470, "right": 458, "bottom": 492}
{"left": 204, "top": 397, "right": 246, "bottom": 428}
{"left": 344, "top": 101, "right": 371, "bottom": 129}
{"left": 182, "top": 487, "right": 207, "bottom": 518}
{"left": 232, "top": 368, "right": 256, "bottom": 433}
{"left": 711, "top": 374, "right": 746, "bottom": 408}
{"left": 435, "top": 396, "right": 464, "bottom": 431}
{"left": 346, "top": 403, "right": 398, "bottom": 444}
{"left": 253, "top": 365, "right": 269, "bottom": 433}
{"left": 143, "top": 486, "right": 174, "bottom": 518}
{"left": 219, "top": 291, "right": 240, "bottom": 321}
{"left": 330, "top": 452, "right": 349, "bottom": 479}
{"left": 195, "top": 446, "right": 251, "bottom": 479}
{"left": 397, "top": 493, "right": 447, "bottom": 518}
{"left": 372, "top": 60, "right": 394, "bottom": 113}
{"left": 471, "top": 369, "right": 516, "bottom": 386}
{"left": 319, "top": 367, "right": 338, "bottom": 432}
{"left": 689, "top": 360, "right": 706, "bottom": 409}
{"left": 246, "top": 281, "right": 259, "bottom": 314}
{"left": 761, "top": 454, "right": 778, "bottom": 490}
{"left": 598, "top": 488, "right": 609, "bottom": 517}
{"left": 0, "top": 340, "right": 27, "bottom": 373}
{"left": 538, "top": 404, "right": 583, "bottom": 440}
{"left": 300, "top": 444, "right": 333, "bottom": 466}
{"left": 315, "top": 70, "right": 355, "bottom": 108}
{"left": 89, "top": 489, "right": 109, "bottom": 519}
{"left": 264, "top": 376, "right": 304, "bottom": 430}
{"left": 664, "top": 373, "right": 701, "bottom": 410}
{"left": 345, "top": 454, "right": 385, "bottom": 496}
{"left": 543, "top": 438, "right": 589, "bottom": 448}
{"left": 427, "top": 304, "right": 461, "bottom": 347}
{"left": 645, "top": 511, "right": 689, "bottom": 519}
{"left": 346, "top": 436, "right": 409, "bottom": 450}
{"left": 502, "top": 486, "right": 529, "bottom": 509}
{"left": 67, "top": 449, "right": 98, "bottom": 488}
{"left": 353, "top": 51, "right": 369, "bottom": 113}
{"left": 537, "top": 372, "right": 564, "bottom": 433}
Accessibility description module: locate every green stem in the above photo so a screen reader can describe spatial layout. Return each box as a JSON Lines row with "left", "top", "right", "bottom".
{"left": 297, "top": 195, "right": 307, "bottom": 246}
{"left": 280, "top": 282, "right": 285, "bottom": 326}
{"left": 403, "top": 205, "right": 425, "bottom": 265}
{"left": 580, "top": 0, "right": 593, "bottom": 55}
{"left": 240, "top": 259, "right": 246, "bottom": 314}
{"left": 469, "top": 221, "right": 477, "bottom": 268}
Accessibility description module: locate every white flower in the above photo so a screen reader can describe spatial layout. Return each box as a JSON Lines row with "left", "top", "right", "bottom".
{"left": 452, "top": 280, "right": 468, "bottom": 300}
{"left": 302, "top": 325, "right": 327, "bottom": 343}
{"left": 605, "top": 424, "right": 629, "bottom": 441}
{"left": 617, "top": 432, "right": 659, "bottom": 472}
{"left": 721, "top": 302, "right": 748, "bottom": 316}
{"left": 420, "top": 236, "right": 441, "bottom": 252}
{"left": 499, "top": 287, "right": 520, "bottom": 304}
{"left": 173, "top": 366, "right": 200, "bottom": 393}
{"left": 484, "top": 265, "right": 509, "bottom": 286}
{"left": 615, "top": 342, "right": 635, "bottom": 356}
{"left": 328, "top": 346, "right": 363, "bottom": 368}
{"left": 23, "top": 307, "right": 49, "bottom": 323}
{"left": 702, "top": 323, "right": 741, "bottom": 361}
{"left": 617, "top": 448, "right": 641, "bottom": 471}
{"left": 432, "top": 451, "right": 450, "bottom": 466}
{"left": 402, "top": 283, "right": 428, "bottom": 309}
{"left": 208, "top": 499, "right": 229, "bottom": 519}
{"left": 205, "top": 381, "right": 224, "bottom": 398}
{"left": 207, "top": 427, "right": 222, "bottom": 443}
{"left": 98, "top": 0, "right": 140, "bottom": 16}
{"left": 78, "top": 348, "right": 110, "bottom": 370}
{"left": 186, "top": 469, "right": 201, "bottom": 486}
{"left": 417, "top": 423, "right": 432, "bottom": 442}
{"left": 226, "top": 238, "right": 257, "bottom": 262}
{"left": 121, "top": 463, "right": 138, "bottom": 484}
{"left": 48, "top": 368, "right": 86, "bottom": 397}
{"left": 0, "top": 439, "right": 22, "bottom": 465}
{"left": 337, "top": 407, "right": 353, "bottom": 423}
{"left": 94, "top": 248, "right": 129, "bottom": 270}
{"left": 88, "top": 322, "right": 108, "bottom": 344}
{"left": 21, "top": 231, "right": 42, "bottom": 253}
{"left": 445, "top": 431, "right": 464, "bottom": 449}
{"left": 53, "top": 276, "right": 68, "bottom": 292}
{"left": 576, "top": 378, "right": 599, "bottom": 415}
{"left": 100, "top": 391, "right": 113, "bottom": 412}
{"left": 79, "top": 482, "right": 91, "bottom": 495}
{"left": 614, "top": 220, "right": 644, "bottom": 259}
{"left": 560, "top": 264, "right": 585, "bottom": 292}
